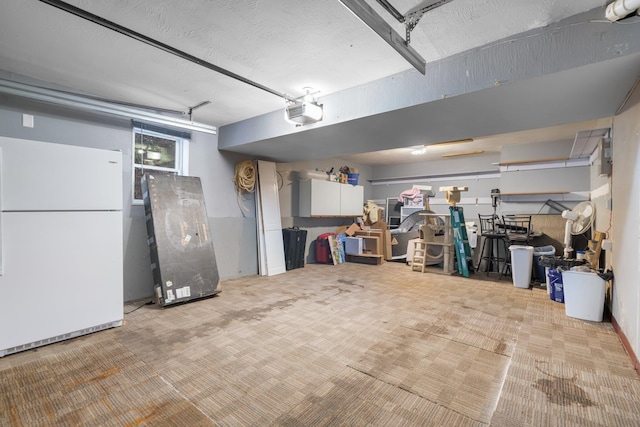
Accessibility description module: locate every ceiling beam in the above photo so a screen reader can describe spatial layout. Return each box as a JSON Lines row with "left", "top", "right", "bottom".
{"left": 339, "top": 0, "right": 426, "bottom": 74}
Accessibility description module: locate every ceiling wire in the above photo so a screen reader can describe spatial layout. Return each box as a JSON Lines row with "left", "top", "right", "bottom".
{"left": 37, "top": 0, "right": 297, "bottom": 103}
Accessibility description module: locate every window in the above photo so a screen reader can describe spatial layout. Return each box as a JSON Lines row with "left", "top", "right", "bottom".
{"left": 132, "top": 123, "right": 189, "bottom": 202}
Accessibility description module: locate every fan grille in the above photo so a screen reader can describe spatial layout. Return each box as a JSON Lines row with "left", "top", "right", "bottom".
{"left": 570, "top": 201, "right": 595, "bottom": 235}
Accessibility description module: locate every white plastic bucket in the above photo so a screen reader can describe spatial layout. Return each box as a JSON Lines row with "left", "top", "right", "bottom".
{"left": 562, "top": 270, "right": 606, "bottom": 322}
{"left": 509, "top": 245, "right": 534, "bottom": 288}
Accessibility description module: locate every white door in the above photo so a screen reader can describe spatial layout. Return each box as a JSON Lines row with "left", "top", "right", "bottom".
{"left": 256, "top": 161, "right": 286, "bottom": 276}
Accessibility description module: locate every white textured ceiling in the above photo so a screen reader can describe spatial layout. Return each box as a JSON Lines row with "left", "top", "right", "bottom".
{"left": 345, "top": 117, "right": 615, "bottom": 164}
{"left": 0, "top": 0, "right": 608, "bottom": 128}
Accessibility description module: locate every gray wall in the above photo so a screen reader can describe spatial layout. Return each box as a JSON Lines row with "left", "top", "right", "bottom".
{"left": 0, "top": 94, "right": 258, "bottom": 302}
{"left": 370, "top": 153, "right": 500, "bottom": 221}
{"left": 498, "top": 139, "right": 590, "bottom": 215}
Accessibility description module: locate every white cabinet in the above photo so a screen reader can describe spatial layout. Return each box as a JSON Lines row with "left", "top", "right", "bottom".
{"left": 299, "top": 179, "right": 340, "bottom": 216}
{"left": 340, "top": 183, "right": 365, "bottom": 216}
{"left": 299, "top": 179, "right": 364, "bottom": 217}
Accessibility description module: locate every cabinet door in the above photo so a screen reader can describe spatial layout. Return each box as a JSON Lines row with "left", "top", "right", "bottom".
{"left": 299, "top": 179, "right": 341, "bottom": 216}
{"left": 340, "top": 184, "right": 364, "bottom": 216}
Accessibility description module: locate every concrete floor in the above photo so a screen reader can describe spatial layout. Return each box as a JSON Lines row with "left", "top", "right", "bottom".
{"left": 1, "top": 262, "right": 639, "bottom": 426}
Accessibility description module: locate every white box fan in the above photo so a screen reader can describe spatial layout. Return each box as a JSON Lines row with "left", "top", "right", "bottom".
{"left": 561, "top": 201, "right": 595, "bottom": 258}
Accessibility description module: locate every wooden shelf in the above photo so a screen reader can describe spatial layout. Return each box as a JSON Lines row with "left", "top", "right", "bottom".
{"left": 498, "top": 157, "right": 568, "bottom": 166}
{"left": 499, "top": 191, "right": 569, "bottom": 196}
{"left": 499, "top": 191, "right": 589, "bottom": 202}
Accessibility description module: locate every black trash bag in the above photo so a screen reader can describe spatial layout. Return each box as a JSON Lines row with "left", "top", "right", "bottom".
{"left": 538, "top": 256, "right": 587, "bottom": 269}
{"left": 598, "top": 270, "right": 614, "bottom": 281}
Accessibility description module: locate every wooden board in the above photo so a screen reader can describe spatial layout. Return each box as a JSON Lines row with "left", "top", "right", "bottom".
{"left": 346, "top": 254, "right": 383, "bottom": 265}
{"left": 589, "top": 231, "right": 605, "bottom": 269}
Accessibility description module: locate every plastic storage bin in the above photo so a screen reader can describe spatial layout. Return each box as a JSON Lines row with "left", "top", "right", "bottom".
{"left": 548, "top": 269, "right": 564, "bottom": 303}
{"left": 345, "top": 236, "right": 364, "bottom": 255}
{"left": 562, "top": 270, "right": 606, "bottom": 322}
{"left": 533, "top": 245, "right": 556, "bottom": 284}
{"left": 509, "top": 245, "right": 534, "bottom": 288}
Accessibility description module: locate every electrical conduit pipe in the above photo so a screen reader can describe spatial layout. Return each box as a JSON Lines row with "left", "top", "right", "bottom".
{"left": 606, "top": 0, "right": 640, "bottom": 21}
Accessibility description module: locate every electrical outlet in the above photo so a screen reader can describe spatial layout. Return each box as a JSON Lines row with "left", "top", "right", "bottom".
{"left": 22, "top": 114, "right": 34, "bottom": 128}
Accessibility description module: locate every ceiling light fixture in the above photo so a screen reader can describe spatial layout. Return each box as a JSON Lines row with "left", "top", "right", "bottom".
{"left": 441, "top": 150, "right": 484, "bottom": 158}
{"left": 427, "top": 138, "right": 474, "bottom": 147}
{"left": 285, "top": 88, "right": 323, "bottom": 125}
{"left": 411, "top": 148, "right": 427, "bottom": 155}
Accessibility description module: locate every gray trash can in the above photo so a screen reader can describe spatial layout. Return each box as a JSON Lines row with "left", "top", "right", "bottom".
{"left": 509, "top": 245, "right": 534, "bottom": 288}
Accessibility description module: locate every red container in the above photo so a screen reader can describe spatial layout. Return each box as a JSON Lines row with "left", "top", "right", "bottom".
{"left": 315, "top": 232, "right": 335, "bottom": 264}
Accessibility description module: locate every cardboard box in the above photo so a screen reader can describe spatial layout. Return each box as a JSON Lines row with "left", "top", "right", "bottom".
{"left": 336, "top": 223, "right": 361, "bottom": 237}
{"left": 356, "top": 227, "right": 393, "bottom": 260}
{"left": 384, "top": 229, "right": 393, "bottom": 260}
{"left": 354, "top": 231, "right": 382, "bottom": 257}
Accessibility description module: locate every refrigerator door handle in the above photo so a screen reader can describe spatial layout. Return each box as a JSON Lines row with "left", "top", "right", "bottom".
{"left": 0, "top": 209, "right": 3, "bottom": 276}
{"left": 0, "top": 147, "right": 3, "bottom": 276}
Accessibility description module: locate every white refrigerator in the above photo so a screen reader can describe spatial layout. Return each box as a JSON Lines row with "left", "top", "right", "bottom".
{"left": 0, "top": 136, "right": 123, "bottom": 357}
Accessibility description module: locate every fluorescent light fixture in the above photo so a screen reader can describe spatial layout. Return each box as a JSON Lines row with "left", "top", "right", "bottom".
{"left": 285, "top": 101, "right": 323, "bottom": 125}
{"left": 427, "top": 138, "right": 474, "bottom": 147}
{"left": 0, "top": 78, "right": 216, "bottom": 134}
{"left": 441, "top": 150, "right": 484, "bottom": 158}
{"left": 411, "top": 148, "right": 426, "bottom": 155}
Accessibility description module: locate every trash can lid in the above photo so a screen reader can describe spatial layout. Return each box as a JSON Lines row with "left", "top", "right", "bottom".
{"left": 533, "top": 245, "right": 556, "bottom": 255}
{"left": 509, "top": 245, "right": 534, "bottom": 251}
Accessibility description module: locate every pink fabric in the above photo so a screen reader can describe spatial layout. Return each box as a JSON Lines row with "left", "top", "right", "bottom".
{"left": 398, "top": 187, "right": 421, "bottom": 202}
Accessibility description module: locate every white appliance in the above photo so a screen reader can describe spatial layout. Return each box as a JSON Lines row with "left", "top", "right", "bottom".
{"left": 561, "top": 201, "right": 595, "bottom": 259}
{"left": 0, "top": 137, "right": 123, "bottom": 357}
{"left": 562, "top": 270, "right": 606, "bottom": 322}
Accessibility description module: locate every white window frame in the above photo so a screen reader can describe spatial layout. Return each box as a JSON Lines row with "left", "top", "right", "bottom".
{"left": 132, "top": 124, "right": 190, "bottom": 204}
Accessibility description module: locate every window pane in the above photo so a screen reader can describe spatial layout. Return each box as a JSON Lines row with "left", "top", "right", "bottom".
{"left": 134, "top": 133, "right": 177, "bottom": 168}
{"left": 134, "top": 167, "right": 177, "bottom": 200}
{"left": 134, "top": 133, "right": 143, "bottom": 164}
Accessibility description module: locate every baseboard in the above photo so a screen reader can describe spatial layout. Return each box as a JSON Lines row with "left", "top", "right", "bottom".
{"left": 611, "top": 315, "right": 640, "bottom": 377}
